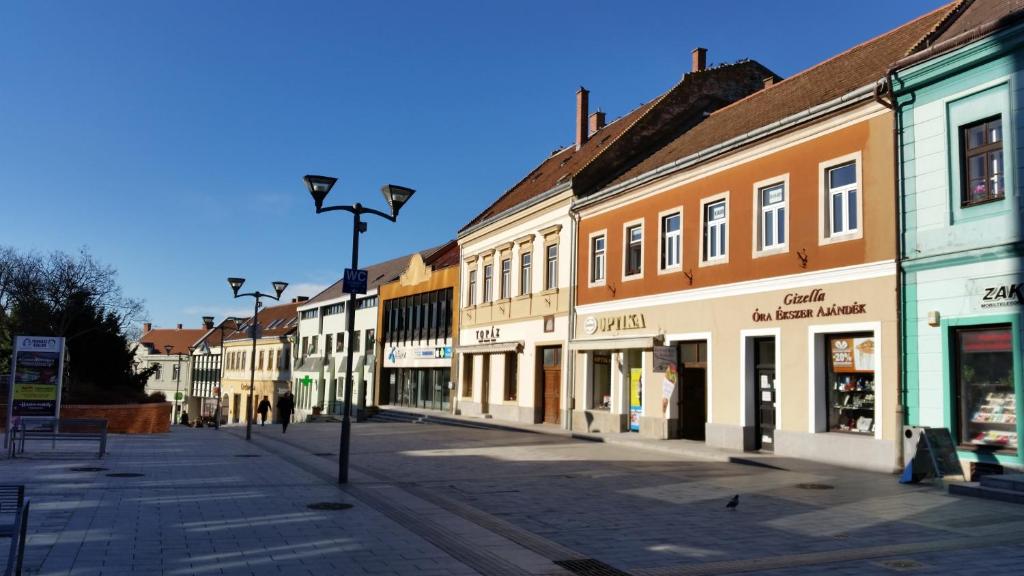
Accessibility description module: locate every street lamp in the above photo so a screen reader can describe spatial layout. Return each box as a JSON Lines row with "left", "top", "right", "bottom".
{"left": 203, "top": 316, "right": 243, "bottom": 430}
{"left": 304, "top": 174, "right": 416, "bottom": 484}
{"left": 227, "top": 278, "right": 288, "bottom": 441}
{"left": 164, "top": 344, "right": 186, "bottom": 424}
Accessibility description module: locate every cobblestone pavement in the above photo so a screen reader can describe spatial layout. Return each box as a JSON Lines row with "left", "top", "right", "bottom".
{"left": 3, "top": 420, "right": 1024, "bottom": 575}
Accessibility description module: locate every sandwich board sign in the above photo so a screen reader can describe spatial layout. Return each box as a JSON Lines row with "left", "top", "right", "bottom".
{"left": 5, "top": 336, "right": 66, "bottom": 446}
{"left": 342, "top": 268, "right": 368, "bottom": 295}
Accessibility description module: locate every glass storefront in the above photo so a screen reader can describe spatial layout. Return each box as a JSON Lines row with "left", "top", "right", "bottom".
{"left": 827, "top": 332, "right": 876, "bottom": 434}
{"left": 591, "top": 352, "right": 612, "bottom": 409}
{"left": 955, "top": 325, "right": 1016, "bottom": 451}
{"left": 383, "top": 367, "right": 451, "bottom": 412}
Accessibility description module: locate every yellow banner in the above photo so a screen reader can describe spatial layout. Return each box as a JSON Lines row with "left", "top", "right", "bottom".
{"left": 13, "top": 383, "right": 57, "bottom": 401}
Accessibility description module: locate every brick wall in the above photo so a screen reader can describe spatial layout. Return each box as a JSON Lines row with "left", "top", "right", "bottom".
{"left": 59, "top": 403, "right": 172, "bottom": 434}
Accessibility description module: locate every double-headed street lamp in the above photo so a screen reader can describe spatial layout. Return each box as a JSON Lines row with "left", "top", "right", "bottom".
{"left": 164, "top": 344, "right": 186, "bottom": 423}
{"left": 201, "top": 316, "right": 244, "bottom": 430}
{"left": 227, "top": 278, "right": 288, "bottom": 441}
{"left": 304, "top": 174, "right": 415, "bottom": 484}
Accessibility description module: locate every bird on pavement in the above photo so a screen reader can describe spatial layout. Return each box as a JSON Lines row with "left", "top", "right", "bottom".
{"left": 726, "top": 494, "right": 739, "bottom": 510}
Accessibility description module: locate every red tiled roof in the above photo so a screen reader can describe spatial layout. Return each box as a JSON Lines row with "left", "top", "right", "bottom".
{"left": 224, "top": 301, "right": 300, "bottom": 343}
{"left": 139, "top": 328, "right": 208, "bottom": 355}
{"left": 423, "top": 240, "right": 460, "bottom": 269}
{"left": 605, "top": 1, "right": 959, "bottom": 188}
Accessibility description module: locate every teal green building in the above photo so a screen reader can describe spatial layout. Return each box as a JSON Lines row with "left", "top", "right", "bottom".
{"left": 894, "top": 2, "right": 1023, "bottom": 471}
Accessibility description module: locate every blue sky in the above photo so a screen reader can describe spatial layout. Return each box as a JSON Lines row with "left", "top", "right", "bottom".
{"left": 1, "top": 0, "right": 948, "bottom": 328}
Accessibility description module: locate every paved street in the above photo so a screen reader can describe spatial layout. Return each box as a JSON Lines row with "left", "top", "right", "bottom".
{"left": 4, "top": 419, "right": 1024, "bottom": 575}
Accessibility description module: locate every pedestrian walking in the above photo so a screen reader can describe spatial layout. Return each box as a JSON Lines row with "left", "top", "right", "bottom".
{"left": 257, "top": 396, "right": 272, "bottom": 426}
{"left": 277, "top": 391, "right": 295, "bottom": 433}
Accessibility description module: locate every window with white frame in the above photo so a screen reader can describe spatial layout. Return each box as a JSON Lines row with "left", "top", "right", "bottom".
{"left": 545, "top": 244, "right": 558, "bottom": 290}
{"left": 661, "top": 213, "right": 680, "bottom": 269}
{"left": 827, "top": 162, "right": 858, "bottom": 237}
{"left": 758, "top": 183, "right": 786, "bottom": 250}
{"left": 625, "top": 224, "right": 642, "bottom": 276}
{"left": 590, "top": 234, "right": 605, "bottom": 283}
{"left": 466, "top": 269, "right": 476, "bottom": 307}
{"left": 703, "top": 200, "right": 727, "bottom": 261}
{"left": 482, "top": 263, "right": 493, "bottom": 303}
{"left": 500, "top": 258, "right": 511, "bottom": 299}
{"left": 519, "top": 252, "right": 531, "bottom": 296}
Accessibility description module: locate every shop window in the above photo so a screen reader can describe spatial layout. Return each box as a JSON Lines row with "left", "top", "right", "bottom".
{"left": 500, "top": 258, "right": 511, "bottom": 299}
{"left": 702, "top": 199, "right": 727, "bottom": 262}
{"left": 545, "top": 245, "right": 558, "bottom": 290}
{"left": 590, "top": 352, "right": 612, "bottom": 410}
{"left": 960, "top": 116, "right": 1004, "bottom": 206}
{"left": 519, "top": 252, "right": 532, "bottom": 295}
{"left": 462, "top": 355, "right": 473, "bottom": 397}
{"left": 661, "top": 213, "right": 680, "bottom": 270}
{"left": 504, "top": 353, "right": 518, "bottom": 401}
{"left": 590, "top": 234, "right": 605, "bottom": 284}
{"left": 757, "top": 183, "right": 786, "bottom": 251}
{"left": 483, "top": 264, "right": 493, "bottom": 303}
{"left": 625, "top": 224, "right": 643, "bottom": 277}
{"left": 955, "top": 325, "right": 1016, "bottom": 451}
{"left": 826, "top": 332, "right": 876, "bottom": 434}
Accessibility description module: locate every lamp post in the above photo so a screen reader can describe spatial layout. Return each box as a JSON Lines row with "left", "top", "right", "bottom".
{"left": 304, "top": 174, "right": 415, "bottom": 484}
{"left": 227, "top": 278, "right": 288, "bottom": 441}
{"left": 164, "top": 344, "right": 185, "bottom": 424}
{"left": 203, "top": 316, "right": 243, "bottom": 430}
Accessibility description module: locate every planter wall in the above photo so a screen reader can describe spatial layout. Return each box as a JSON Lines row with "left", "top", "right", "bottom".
{"left": 60, "top": 402, "right": 171, "bottom": 434}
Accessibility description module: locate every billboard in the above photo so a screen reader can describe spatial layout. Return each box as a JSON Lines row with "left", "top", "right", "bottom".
{"left": 6, "top": 336, "right": 65, "bottom": 434}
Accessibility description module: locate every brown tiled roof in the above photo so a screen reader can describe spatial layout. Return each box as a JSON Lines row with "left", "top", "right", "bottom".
{"left": 139, "top": 327, "right": 209, "bottom": 355}
{"left": 923, "top": 0, "right": 1023, "bottom": 47}
{"left": 224, "top": 301, "right": 300, "bottom": 343}
{"left": 605, "top": 1, "right": 959, "bottom": 188}
{"left": 304, "top": 246, "right": 447, "bottom": 306}
{"left": 194, "top": 319, "right": 242, "bottom": 350}
{"left": 423, "top": 239, "right": 460, "bottom": 269}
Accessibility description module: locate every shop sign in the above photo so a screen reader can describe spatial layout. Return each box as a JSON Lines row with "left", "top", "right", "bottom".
{"left": 584, "top": 314, "right": 647, "bottom": 335}
{"left": 970, "top": 275, "right": 1024, "bottom": 311}
{"left": 7, "top": 336, "right": 65, "bottom": 424}
{"left": 751, "top": 288, "right": 867, "bottom": 323}
{"left": 434, "top": 346, "right": 452, "bottom": 359}
{"left": 475, "top": 326, "right": 501, "bottom": 343}
{"left": 831, "top": 337, "right": 875, "bottom": 373}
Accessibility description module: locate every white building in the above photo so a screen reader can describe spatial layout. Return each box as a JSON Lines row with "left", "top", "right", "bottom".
{"left": 135, "top": 320, "right": 210, "bottom": 422}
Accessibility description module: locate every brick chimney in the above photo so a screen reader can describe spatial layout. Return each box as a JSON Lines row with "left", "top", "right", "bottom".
{"left": 575, "top": 87, "right": 589, "bottom": 151}
{"left": 176, "top": 323, "right": 183, "bottom": 330}
{"left": 588, "top": 111, "right": 606, "bottom": 136}
{"left": 763, "top": 76, "right": 775, "bottom": 89}
{"left": 692, "top": 47, "right": 707, "bottom": 73}
{"left": 142, "top": 322, "right": 152, "bottom": 333}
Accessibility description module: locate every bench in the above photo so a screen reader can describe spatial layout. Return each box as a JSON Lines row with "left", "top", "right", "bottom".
{"left": 0, "top": 486, "right": 24, "bottom": 539}
{"left": 9, "top": 418, "right": 107, "bottom": 459}
{"left": 2, "top": 497, "right": 29, "bottom": 576}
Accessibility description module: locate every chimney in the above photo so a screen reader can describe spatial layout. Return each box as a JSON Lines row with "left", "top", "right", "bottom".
{"left": 575, "top": 87, "right": 589, "bottom": 150}
{"left": 588, "top": 111, "right": 606, "bottom": 136}
{"left": 763, "top": 76, "right": 775, "bottom": 89}
{"left": 202, "top": 316, "right": 214, "bottom": 329}
{"left": 142, "top": 322, "right": 152, "bottom": 333}
{"left": 691, "top": 47, "right": 707, "bottom": 73}
{"left": 176, "top": 323, "right": 183, "bottom": 330}
{"left": 292, "top": 296, "right": 309, "bottom": 303}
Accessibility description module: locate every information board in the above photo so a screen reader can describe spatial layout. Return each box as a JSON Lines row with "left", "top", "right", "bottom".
{"left": 6, "top": 335, "right": 65, "bottom": 438}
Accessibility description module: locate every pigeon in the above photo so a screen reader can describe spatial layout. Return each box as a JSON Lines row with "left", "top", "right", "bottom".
{"left": 726, "top": 494, "right": 739, "bottom": 510}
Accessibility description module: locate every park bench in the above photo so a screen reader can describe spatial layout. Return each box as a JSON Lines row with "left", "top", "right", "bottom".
{"left": 8, "top": 417, "right": 107, "bottom": 459}
{"left": 1, "top": 486, "right": 28, "bottom": 576}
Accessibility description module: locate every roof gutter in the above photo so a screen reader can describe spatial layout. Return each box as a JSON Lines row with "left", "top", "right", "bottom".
{"left": 458, "top": 180, "right": 572, "bottom": 239}
{"left": 573, "top": 82, "right": 878, "bottom": 211}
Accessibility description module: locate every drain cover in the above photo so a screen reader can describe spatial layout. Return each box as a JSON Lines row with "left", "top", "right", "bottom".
{"left": 313, "top": 452, "right": 334, "bottom": 457}
{"left": 877, "top": 559, "right": 926, "bottom": 571}
{"left": 234, "top": 454, "right": 261, "bottom": 458}
{"left": 796, "top": 483, "right": 835, "bottom": 490}
{"left": 69, "top": 467, "right": 108, "bottom": 472}
{"left": 307, "top": 502, "right": 354, "bottom": 511}
{"left": 106, "top": 473, "right": 145, "bottom": 478}
{"left": 554, "top": 559, "right": 631, "bottom": 576}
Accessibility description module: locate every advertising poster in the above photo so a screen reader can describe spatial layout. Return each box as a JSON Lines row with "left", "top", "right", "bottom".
{"left": 831, "top": 337, "right": 875, "bottom": 373}
{"left": 629, "top": 368, "right": 642, "bottom": 432}
{"left": 6, "top": 336, "right": 65, "bottom": 435}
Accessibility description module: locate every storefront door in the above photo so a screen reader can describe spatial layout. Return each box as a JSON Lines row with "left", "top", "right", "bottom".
{"left": 677, "top": 341, "right": 707, "bottom": 441}
{"left": 540, "top": 347, "right": 561, "bottom": 424}
{"left": 754, "top": 337, "right": 776, "bottom": 452}
{"left": 481, "top": 356, "right": 490, "bottom": 414}
{"left": 232, "top": 393, "right": 241, "bottom": 423}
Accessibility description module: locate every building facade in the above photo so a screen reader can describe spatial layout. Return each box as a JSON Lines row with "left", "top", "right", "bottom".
{"left": 376, "top": 241, "right": 460, "bottom": 411}
{"left": 219, "top": 302, "right": 298, "bottom": 425}
{"left": 895, "top": 2, "right": 1024, "bottom": 471}
{"left": 136, "top": 320, "right": 209, "bottom": 422}
{"left": 570, "top": 6, "right": 954, "bottom": 472}
{"left": 188, "top": 317, "right": 241, "bottom": 423}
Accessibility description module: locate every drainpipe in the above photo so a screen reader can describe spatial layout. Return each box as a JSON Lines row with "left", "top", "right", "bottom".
{"left": 567, "top": 206, "right": 580, "bottom": 432}
{"left": 875, "top": 73, "right": 907, "bottom": 472}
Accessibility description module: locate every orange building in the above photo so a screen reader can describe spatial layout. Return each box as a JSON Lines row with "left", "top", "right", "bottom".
{"left": 569, "top": 6, "right": 954, "bottom": 472}
{"left": 374, "top": 241, "right": 460, "bottom": 412}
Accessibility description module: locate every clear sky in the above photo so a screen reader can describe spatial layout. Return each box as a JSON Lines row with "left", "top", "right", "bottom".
{"left": 1, "top": 0, "right": 948, "bottom": 328}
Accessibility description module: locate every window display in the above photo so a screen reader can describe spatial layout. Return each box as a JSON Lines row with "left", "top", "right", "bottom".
{"left": 591, "top": 352, "right": 612, "bottom": 410}
{"left": 827, "top": 333, "right": 875, "bottom": 434}
{"left": 956, "top": 326, "right": 1016, "bottom": 451}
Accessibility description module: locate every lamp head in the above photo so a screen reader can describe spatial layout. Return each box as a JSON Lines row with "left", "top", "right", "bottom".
{"left": 272, "top": 281, "right": 288, "bottom": 299}
{"left": 227, "top": 277, "right": 245, "bottom": 296}
{"left": 381, "top": 184, "right": 415, "bottom": 217}
{"left": 303, "top": 175, "right": 337, "bottom": 210}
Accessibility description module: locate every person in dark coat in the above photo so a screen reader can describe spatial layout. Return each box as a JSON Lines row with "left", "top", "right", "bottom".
{"left": 257, "top": 396, "right": 272, "bottom": 426}
{"left": 276, "top": 392, "right": 295, "bottom": 433}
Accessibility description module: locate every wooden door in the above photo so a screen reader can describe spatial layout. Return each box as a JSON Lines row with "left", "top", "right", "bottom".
{"left": 541, "top": 346, "right": 561, "bottom": 425}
